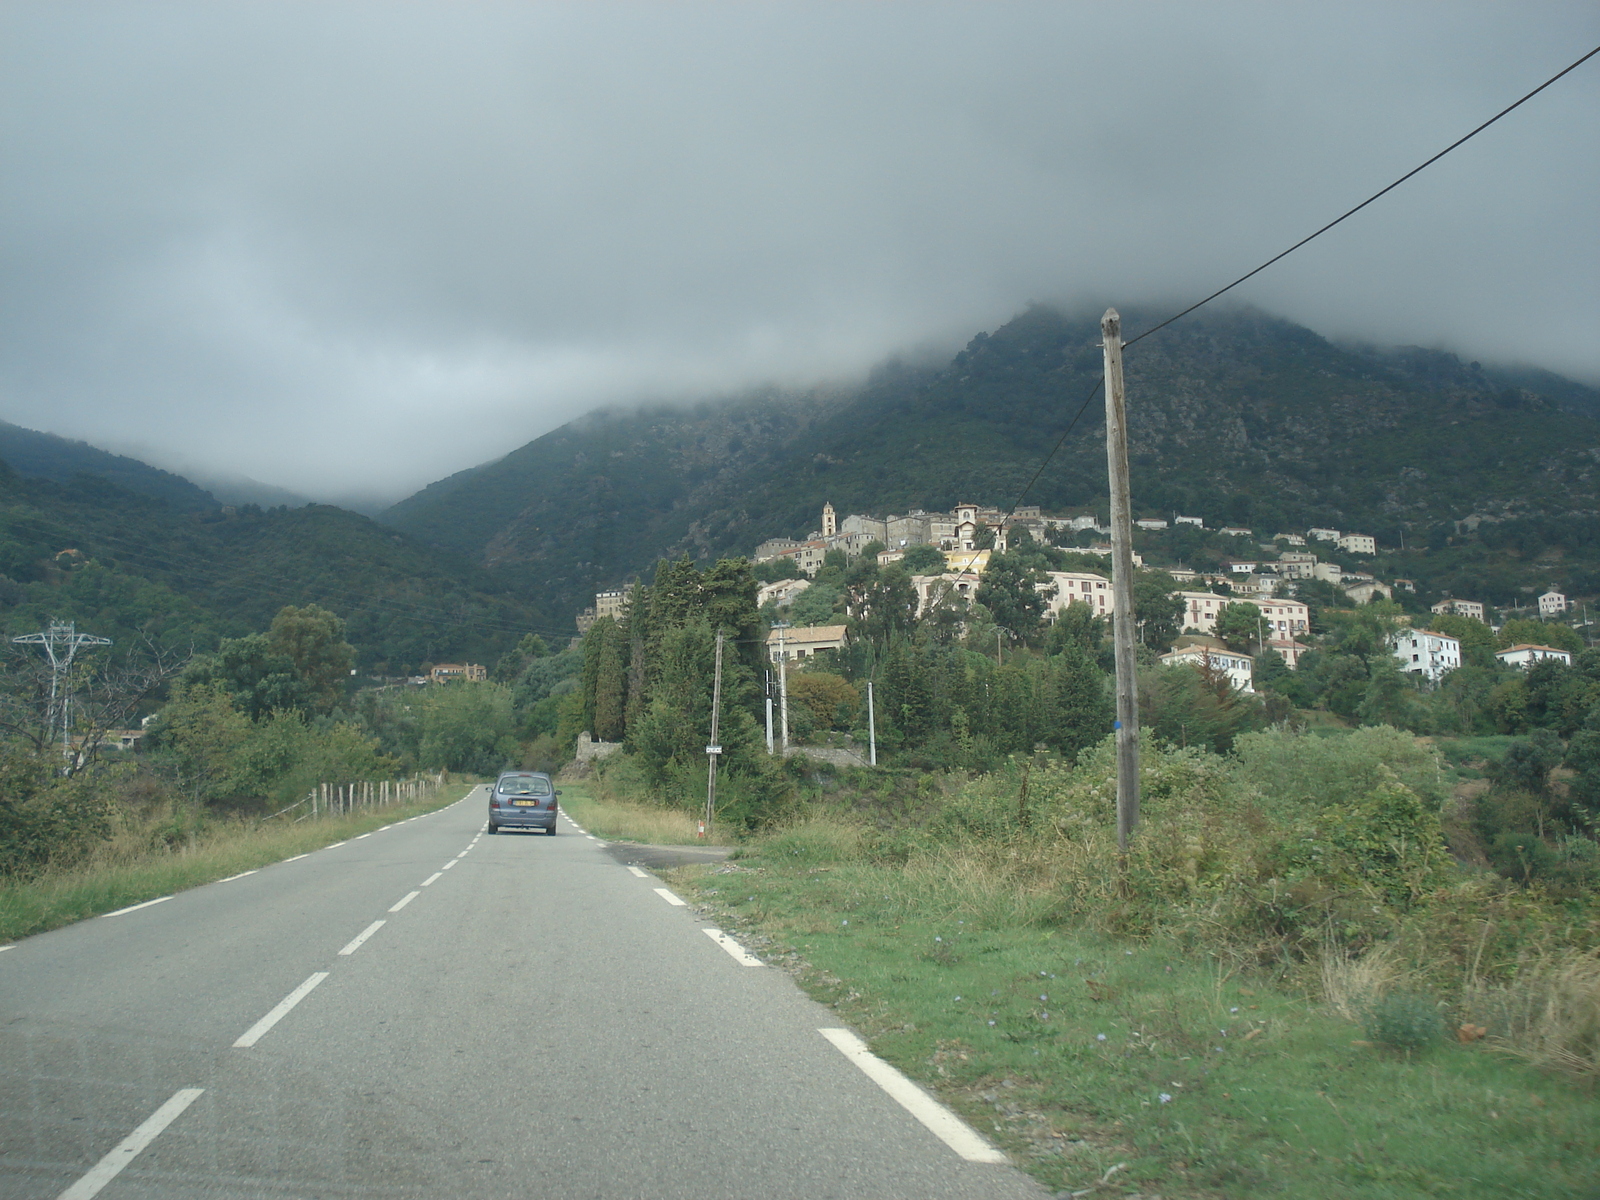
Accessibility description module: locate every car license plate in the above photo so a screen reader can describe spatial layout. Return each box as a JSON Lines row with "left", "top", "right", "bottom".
{"left": 512, "top": 800, "right": 537, "bottom": 807}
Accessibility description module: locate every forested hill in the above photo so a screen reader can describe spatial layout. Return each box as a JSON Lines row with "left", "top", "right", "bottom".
{"left": 382, "top": 303, "right": 1600, "bottom": 623}
{"left": 0, "top": 462, "right": 553, "bottom": 673}
{"left": 0, "top": 419, "right": 218, "bottom": 510}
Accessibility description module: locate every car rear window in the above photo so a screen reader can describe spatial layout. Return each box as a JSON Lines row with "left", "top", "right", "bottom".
{"left": 498, "top": 776, "right": 552, "bottom": 796}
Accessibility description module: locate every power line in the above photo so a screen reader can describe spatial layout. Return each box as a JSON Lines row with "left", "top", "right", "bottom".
{"left": 999, "top": 40, "right": 1600, "bottom": 520}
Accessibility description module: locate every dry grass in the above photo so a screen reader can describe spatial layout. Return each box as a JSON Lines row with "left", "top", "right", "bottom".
{"left": 1320, "top": 941, "right": 1406, "bottom": 1021}
{"left": 557, "top": 782, "right": 711, "bottom": 845}
{"left": 0, "top": 786, "right": 470, "bottom": 943}
{"left": 1466, "top": 949, "right": 1600, "bottom": 1083}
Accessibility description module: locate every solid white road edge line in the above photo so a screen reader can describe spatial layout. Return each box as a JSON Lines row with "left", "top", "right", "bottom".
{"left": 653, "top": 887, "right": 686, "bottom": 907}
{"left": 818, "top": 1028, "right": 1007, "bottom": 1164}
{"left": 100, "top": 896, "right": 171, "bottom": 918}
{"left": 388, "top": 890, "right": 420, "bottom": 912}
{"left": 338, "top": 920, "right": 386, "bottom": 955}
{"left": 420, "top": 872, "right": 442, "bottom": 887}
{"left": 215, "top": 870, "right": 259, "bottom": 884}
{"left": 233, "top": 973, "right": 330, "bottom": 1048}
{"left": 628, "top": 866, "right": 649, "bottom": 878}
{"left": 55, "top": 1087, "right": 206, "bottom": 1200}
{"left": 703, "top": 928, "right": 763, "bottom": 966}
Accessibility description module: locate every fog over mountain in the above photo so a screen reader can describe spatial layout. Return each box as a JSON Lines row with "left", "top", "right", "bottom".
{"left": 1, "top": 2, "right": 1595, "bottom": 505}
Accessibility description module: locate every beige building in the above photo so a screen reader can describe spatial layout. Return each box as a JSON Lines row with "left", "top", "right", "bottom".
{"left": 767, "top": 624, "right": 848, "bottom": 662}
{"left": 430, "top": 663, "right": 487, "bottom": 683}
{"left": 1431, "top": 598, "right": 1486, "bottom": 621}
{"left": 1337, "top": 533, "right": 1377, "bottom": 554}
{"left": 595, "top": 590, "right": 628, "bottom": 621}
{"left": 1042, "top": 571, "right": 1112, "bottom": 618}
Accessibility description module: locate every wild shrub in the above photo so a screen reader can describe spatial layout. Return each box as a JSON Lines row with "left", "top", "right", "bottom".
{"left": 1362, "top": 991, "right": 1442, "bottom": 1051}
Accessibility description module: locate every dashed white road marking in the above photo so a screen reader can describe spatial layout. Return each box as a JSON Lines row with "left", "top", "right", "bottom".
{"left": 653, "top": 887, "right": 686, "bottom": 907}
{"left": 388, "top": 890, "right": 420, "bottom": 912}
{"left": 703, "top": 928, "right": 763, "bottom": 966}
{"left": 233, "top": 973, "right": 329, "bottom": 1048}
{"left": 819, "top": 1028, "right": 1007, "bottom": 1164}
{"left": 354, "top": 833, "right": 371, "bottom": 840}
{"left": 420, "top": 872, "right": 442, "bottom": 887}
{"left": 100, "top": 897, "right": 171, "bottom": 918}
{"left": 0, "top": 945, "right": 13, "bottom": 953}
{"left": 56, "top": 1087, "right": 205, "bottom": 1200}
{"left": 338, "top": 920, "right": 386, "bottom": 956}
{"left": 441, "top": 860, "right": 458, "bottom": 871}
{"left": 214, "top": 870, "right": 259, "bottom": 884}
{"left": 284, "top": 854, "right": 309, "bottom": 863}
{"left": 325, "top": 842, "right": 347, "bottom": 849}
{"left": 627, "top": 866, "right": 649, "bottom": 878}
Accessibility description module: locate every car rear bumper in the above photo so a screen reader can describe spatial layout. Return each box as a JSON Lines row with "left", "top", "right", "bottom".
{"left": 490, "top": 809, "right": 556, "bottom": 829}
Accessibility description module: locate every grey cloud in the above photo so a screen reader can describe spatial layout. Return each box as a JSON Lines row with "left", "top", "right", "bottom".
{"left": 2, "top": 1, "right": 1596, "bottom": 502}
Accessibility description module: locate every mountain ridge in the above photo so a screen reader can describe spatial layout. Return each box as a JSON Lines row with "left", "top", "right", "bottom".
{"left": 380, "top": 302, "right": 1600, "bottom": 624}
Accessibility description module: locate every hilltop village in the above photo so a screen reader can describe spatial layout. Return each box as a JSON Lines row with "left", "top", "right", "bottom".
{"left": 581, "top": 500, "right": 1582, "bottom": 697}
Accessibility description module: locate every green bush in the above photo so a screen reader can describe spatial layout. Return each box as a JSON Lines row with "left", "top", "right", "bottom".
{"left": 1362, "top": 991, "right": 1442, "bottom": 1051}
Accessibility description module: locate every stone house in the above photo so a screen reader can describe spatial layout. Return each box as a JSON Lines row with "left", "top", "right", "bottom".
{"left": 767, "top": 624, "right": 848, "bottom": 663}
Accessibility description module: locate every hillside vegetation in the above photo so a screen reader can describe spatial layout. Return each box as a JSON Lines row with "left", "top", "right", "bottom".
{"left": 382, "top": 303, "right": 1600, "bottom": 625}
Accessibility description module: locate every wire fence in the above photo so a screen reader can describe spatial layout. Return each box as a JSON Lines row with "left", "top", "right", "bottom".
{"left": 267, "top": 773, "right": 449, "bottom": 822}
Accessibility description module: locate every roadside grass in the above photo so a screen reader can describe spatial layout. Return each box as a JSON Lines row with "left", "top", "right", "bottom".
{"left": 0, "top": 783, "right": 477, "bottom": 944}
{"left": 674, "top": 819, "right": 1600, "bottom": 1200}
{"left": 557, "top": 780, "right": 728, "bottom": 846}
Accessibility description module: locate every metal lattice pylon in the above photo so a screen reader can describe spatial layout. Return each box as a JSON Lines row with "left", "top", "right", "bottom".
{"left": 12, "top": 619, "right": 112, "bottom": 758}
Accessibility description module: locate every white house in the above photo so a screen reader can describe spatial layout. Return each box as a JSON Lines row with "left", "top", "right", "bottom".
{"left": 1135, "top": 517, "right": 1169, "bottom": 531}
{"left": 1068, "top": 514, "right": 1102, "bottom": 532}
{"left": 910, "top": 571, "right": 983, "bottom": 616}
{"left": 1392, "top": 628, "right": 1462, "bottom": 684}
{"left": 1174, "top": 515, "right": 1204, "bottom": 528}
{"left": 1495, "top": 643, "right": 1573, "bottom": 669}
{"left": 1224, "top": 558, "right": 1258, "bottom": 574}
{"left": 767, "top": 624, "right": 848, "bottom": 662}
{"left": 1042, "top": 571, "right": 1112, "bottom": 618}
{"left": 1338, "top": 533, "right": 1377, "bottom": 555}
{"left": 1308, "top": 527, "right": 1341, "bottom": 542}
{"left": 1431, "top": 598, "right": 1486, "bottom": 621}
{"left": 1344, "top": 580, "right": 1394, "bottom": 604}
{"left": 1218, "top": 526, "right": 1254, "bottom": 538}
{"left": 1273, "top": 532, "right": 1307, "bottom": 546}
{"left": 1539, "top": 590, "right": 1569, "bottom": 617}
{"left": 1159, "top": 645, "right": 1254, "bottom": 693}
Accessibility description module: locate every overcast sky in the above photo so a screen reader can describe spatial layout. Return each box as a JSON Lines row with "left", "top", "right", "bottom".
{"left": 2, "top": 2, "right": 1597, "bottom": 507}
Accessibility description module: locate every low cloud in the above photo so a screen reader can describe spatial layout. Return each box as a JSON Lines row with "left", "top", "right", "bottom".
{"left": 2, "top": 2, "right": 1596, "bottom": 503}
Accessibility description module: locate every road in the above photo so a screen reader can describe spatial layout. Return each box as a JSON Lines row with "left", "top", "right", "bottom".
{"left": 0, "top": 787, "right": 1048, "bottom": 1199}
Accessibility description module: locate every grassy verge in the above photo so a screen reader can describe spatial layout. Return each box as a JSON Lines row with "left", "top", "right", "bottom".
{"left": 558, "top": 778, "right": 732, "bottom": 845}
{"left": 671, "top": 820, "right": 1600, "bottom": 1200}
{"left": 0, "top": 783, "right": 477, "bottom": 944}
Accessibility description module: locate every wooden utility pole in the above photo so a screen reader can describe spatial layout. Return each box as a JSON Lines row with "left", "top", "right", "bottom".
{"left": 703, "top": 629, "right": 724, "bottom": 838}
{"left": 1102, "top": 308, "right": 1140, "bottom": 853}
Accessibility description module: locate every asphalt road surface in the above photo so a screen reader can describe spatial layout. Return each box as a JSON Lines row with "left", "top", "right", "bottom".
{"left": 1, "top": 788, "right": 1049, "bottom": 1199}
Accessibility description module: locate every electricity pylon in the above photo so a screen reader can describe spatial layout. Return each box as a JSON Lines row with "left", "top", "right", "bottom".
{"left": 12, "top": 620, "right": 112, "bottom": 760}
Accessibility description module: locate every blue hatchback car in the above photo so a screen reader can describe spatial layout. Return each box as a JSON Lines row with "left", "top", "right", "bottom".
{"left": 487, "top": 772, "right": 560, "bottom": 835}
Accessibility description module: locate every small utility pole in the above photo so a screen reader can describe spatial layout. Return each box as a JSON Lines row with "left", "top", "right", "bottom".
{"left": 1102, "top": 308, "right": 1140, "bottom": 854}
{"left": 703, "top": 629, "right": 724, "bottom": 839}
{"left": 996, "top": 627, "right": 1004, "bottom": 666}
{"left": 866, "top": 679, "right": 877, "bottom": 766}
{"left": 777, "top": 624, "right": 790, "bottom": 757}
